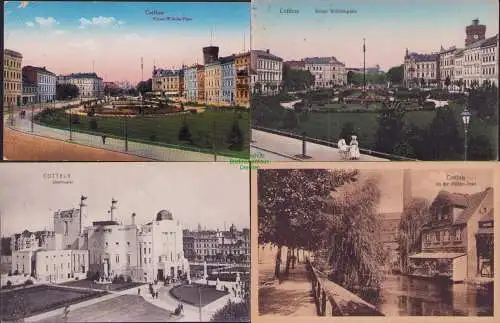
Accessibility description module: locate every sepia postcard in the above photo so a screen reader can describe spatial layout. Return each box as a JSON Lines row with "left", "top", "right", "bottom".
{"left": 250, "top": 0, "right": 499, "bottom": 162}
{"left": 251, "top": 162, "right": 498, "bottom": 322}
{"left": 3, "top": 1, "right": 251, "bottom": 162}
{"left": 0, "top": 162, "right": 250, "bottom": 322}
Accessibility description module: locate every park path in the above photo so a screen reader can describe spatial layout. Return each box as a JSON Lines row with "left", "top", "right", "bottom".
{"left": 259, "top": 262, "right": 317, "bottom": 316}
{"left": 251, "top": 129, "right": 389, "bottom": 161}
{"left": 5, "top": 114, "right": 233, "bottom": 162}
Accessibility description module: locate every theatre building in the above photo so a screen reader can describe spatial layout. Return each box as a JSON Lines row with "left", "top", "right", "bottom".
{"left": 409, "top": 187, "right": 494, "bottom": 282}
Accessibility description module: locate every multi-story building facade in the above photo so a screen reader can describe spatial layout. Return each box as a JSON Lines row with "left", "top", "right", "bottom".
{"left": 22, "top": 76, "right": 37, "bottom": 105}
{"left": 251, "top": 49, "right": 283, "bottom": 95}
{"left": 57, "top": 73, "right": 104, "bottom": 98}
{"left": 403, "top": 51, "right": 440, "bottom": 88}
{"left": 204, "top": 61, "right": 221, "bottom": 105}
{"left": 409, "top": 187, "right": 494, "bottom": 282}
{"left": 183, "top": 65, "right": 199, "bottom": 102}
{"left": 152, "top": 68, "right": 183, "bottom": 96}
{"left": 404, "top": 19, "right": 498, "bottom": 89}
{"left": 220, "top": 55, "right": 236, "bottom": 105}
{"left": 235, "top": 52, "right": 250, "bottom": 108}
{"left": 3, "top": 49, "right": 23, "bottom": 108}
{"left": 196, "top": 65, "right": 205, "bottom": 103}
{"left": 11, "top": 230, "right": 61, "bottom": 252}
{"left": 303, "top": 56, "right": 346, "bottom": 89}
{"left": 22, "top": 66, "right": 57, "bottom": 103}
{"left": 183, "top": 225, "right": 250, "bottom": 263}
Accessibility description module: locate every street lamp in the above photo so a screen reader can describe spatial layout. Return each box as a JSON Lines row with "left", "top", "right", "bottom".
{"left": 460, "top": 108, "right": 472, "bottom": 161}
{"left": 198, "top": 286, "right": 202, "bottom": 321}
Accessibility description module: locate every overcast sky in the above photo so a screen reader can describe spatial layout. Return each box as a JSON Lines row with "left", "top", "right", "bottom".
{"left": 360, "top": 168, "right": 493, "bottom": 213}
{"left": 252, "top": 0, "right": 498, "bottom": 71}
{"left": 0, "top": 163, "right": 250, "bottom": 236}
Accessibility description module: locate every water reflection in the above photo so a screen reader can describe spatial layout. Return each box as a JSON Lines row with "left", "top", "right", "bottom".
{"left": 369, "top": 274, "right": 493, "bottom": 316}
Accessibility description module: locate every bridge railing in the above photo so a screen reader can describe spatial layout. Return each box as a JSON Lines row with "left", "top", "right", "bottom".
{"left": 306, "top": 259, "right": 384, "bottom": 316}
{"left": 252, "top": 125, "right": 418, "bottom": 161}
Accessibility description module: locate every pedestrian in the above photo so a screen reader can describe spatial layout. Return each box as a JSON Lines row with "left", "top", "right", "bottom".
{"left": 138, "top": 287, "right": 141, "bottom": 296}
{"left": 102, "top": 135, "right": 107, "bottom": 144}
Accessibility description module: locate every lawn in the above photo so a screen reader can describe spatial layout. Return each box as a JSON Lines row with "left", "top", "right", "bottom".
{"left": 296, "top": 103, "right": 496, "bottom": 151}
{"left": 0, "top": 284, "right": 106, "bottom": 321}
{"left": 59, "top": 279, "right": 143, "bottom": 291}
{"left": 35, "top": 109, "right": 250, "bottom": 158}
{"left": 170, "top": 284, "right": 228, "bottom": 306}
{"left": 42, "top": 295, "right": 174, "bottom": 322}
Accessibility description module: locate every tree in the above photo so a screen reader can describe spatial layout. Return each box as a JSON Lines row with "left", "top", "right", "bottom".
{"left": 282, "top": 65, "right": 314, "bottom": 91}
{"left": 386, "top": 65, "right": 404, "bottom": 85}
{"left": 426, "top": 107, "right": 462, "bottom": 160}
{"left": 346, "top": 71, "right": 355, "bottom": 85}
{"left": 339, "top": 122, "right": 355, "bottom": 141}
{"left": 420, "top": 78, "right": 426, "bottom": 88}
{"left": 257, "top": 169, "right": 359, "bottom": 280}
{"left": 398, "top": 198, "right": 430, "bottom": 274}
{"left": 136, "top": 78, "right": 153, "bottom": 95}
{"left": 468, "top": 135, "right": 494, "bottom": 160}
{"left": 321, "top": 177, "right": 386, "bottom": 290}
{"left": 227, "top": 119, "right": 244, "bottom": 151}
{"left": 468, "top": 81, "right": 498, "bottom": 121}
{"left": 444, "top": 76, "right": 451, "bottom": 89}
{"left": 56, "top": 84, "right": 79, "bottom": 100}
{"left": 178, "top": 117, "right": 192, "bottom": 143}
{"left": 282, "top": 110, "right": 298, "bottom": 130}
{"left": 210, "top": 299, "right": 249, "bottom": 322}
{"left": 374, "top": 102, "right": 406, "bottom": 155}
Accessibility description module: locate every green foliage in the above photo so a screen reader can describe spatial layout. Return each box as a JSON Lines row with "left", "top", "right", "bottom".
{"left": 178, "top": 118, "right": 192, "bottom": 143}
{"left": 321, "top": 177, "right": 385, "bottom": 290}
{"left": 349, "top": 71, "right": 387, "bottom": 85}
{"left": 398, "top": 198, "right": 431, "bottom": 274}
{"left": 136, "top": 79, "right": 153, "bottom": 94}
{"left": 227, "top": 119, "right": 244, "bottom": 151}
{"left": 386, "top": 65, "right": 404, "bottom": 85}
{"left": 282, "top": 110, "right": 298, "bottom": 130}
{"left": 374, "top": 104, "right": 406, "bottom": 154}
{"left": 56, "top": 84, "right": 79, "bottom": 100}
{"left": 426, "top": 107, "right": 462, "bottom": 160}
{"left": 210, "top": 298, "right": 249, "bottom": 322}
{"left": 468, "top": 134, "right": 494, "bottom": 160}
{"left": 282, "top": 65, "right": 315, "bottom": 91}
{"left": 89, "top": 118, "right": 98, "bottom": 130}
{"left": 468, "top": 81, "right": 498, "bottom": 121}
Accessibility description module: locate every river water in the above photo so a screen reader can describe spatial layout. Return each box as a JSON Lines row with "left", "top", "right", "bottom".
{"left": 367, "top": 274, "right": 493, "bottom": 316}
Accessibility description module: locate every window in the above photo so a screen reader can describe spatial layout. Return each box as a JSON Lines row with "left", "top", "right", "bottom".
{"left": 144, "top": 248, "right": 146, "bottom": 254}
{"left": 144, "top": 257, "right": 147, "bottom": 264}
{"left": 64, "top": 221, "right": 69, "bottom": 235}
{"left": 149, "top": 248, "right": 151, "bottom": 254}
{"left": 116, "top": 255, "right": 119, "bottom": 263}
{"left": 455, "top": 228, "right": 462, "bottom": 240}
{"left": 149, "top": 258, "right": 151, "bottom": 264}
{"left": 68, "top": 263, "right": 70, "bottom": 269}
{"left": 46, "top": 265, "right": 48, "bottom": 272}
{"left": 127, "top": 254, "right": 131, "bottom": 265}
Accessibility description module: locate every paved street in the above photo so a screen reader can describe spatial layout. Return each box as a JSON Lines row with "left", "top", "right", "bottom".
{"left": 251, "top": 129, "right": 389, "bottom": 161}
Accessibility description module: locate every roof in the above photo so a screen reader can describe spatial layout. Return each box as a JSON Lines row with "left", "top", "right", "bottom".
{"left": 409, "top": 252, "right": 466, "bottom": 259}
{"left": 480, "top": 35, "right": 498, "bottom": 48}
{"left": 439, "top": 46, "right": 457, "bottom": 54}
{"left": 22, "top": 76, "right": 36, "bottom": 87}
{"left": 406, "top": 52, "right": 439, "bottom": 62}
{"left": 60, "top": 73, "right": 102, "bottom": 80}
{"left": 479, "top": 209, "right": 493, "bottom": 222}
{"left": 4, "top": 49, "right": 22, "bottom": 58}
{"left": 252, "top": 49, "right": 283, "bottom": 61}
{"left": 21, "top": 230, "right": 32, "bottom": 237}
{"left": 22, "top": 65, "right": 56, "bottom": 76}
{"left": 219, "top": 55, "right": 236, "bottom": 64}
{"left": 156, "top": 210, "right": 173, "bottom": 221}
{"left": 55, "top": 209, "right": 79, "bottom": 217}
{"left": 453, "top": 188, "right": 492, "bottom": 224}
{"left": 303, "top": 56, "right": 344, "bottom": 65}
{"left": 153, "top": 69, "right": 181, "bottom": 77}
{"left": 92, "top": 220, "right": 119, "bottom": 226}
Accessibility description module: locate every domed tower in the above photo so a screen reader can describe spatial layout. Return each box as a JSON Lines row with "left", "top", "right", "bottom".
{"left": 156, "top": 209, "right": 173, "bottom": 221}
{"left": 203, "top": 46, "right": 219, "bottom": 65}
{"left": 465, "top": 19, "right": 486, "bottom": 46}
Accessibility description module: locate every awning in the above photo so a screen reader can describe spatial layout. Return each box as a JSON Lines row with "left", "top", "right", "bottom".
{"left": 409, "top": 252, "right": 466, "bottom": 259}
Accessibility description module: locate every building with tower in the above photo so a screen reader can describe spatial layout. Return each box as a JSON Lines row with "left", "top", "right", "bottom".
{"left": 404, "top": 19, "right": 498, "bottom": 88}
{"left": 203, "top": 46, "right": 220, "bottom": 65}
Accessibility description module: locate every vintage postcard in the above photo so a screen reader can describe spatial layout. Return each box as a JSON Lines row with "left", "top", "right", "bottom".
{"left": 0, "top": 162, "right": 250, "bottom": 322}
{"left": 3, "top": 1, "right": 251, "bottom": 161}
{"left": 251, "top": 162, "right": 498, "bottom": 322}
{"left": 250, "top": 0, "right": 498, "bottom": 161}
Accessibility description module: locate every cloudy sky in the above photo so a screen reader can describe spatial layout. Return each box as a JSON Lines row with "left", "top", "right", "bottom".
{"left": 361, "top": 168, "right": 494, "bottom": 213}
{"left": 252, "top": 0, "right": 498, "bottom": 71}
{"left": 0, "top": 163, "right": 250, "bottom": 236}
{"left": 4, "top": 1, "right": 250, "bottom": 84}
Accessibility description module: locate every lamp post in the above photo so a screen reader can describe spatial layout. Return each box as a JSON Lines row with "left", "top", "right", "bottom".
{"left": 460, "top": 108, "right": 472, "bottom": 161}
{"left": 198, "top": 286, "right": 202, "bottom": 321}
{"left": 69, "top": 103, "right": 73, "bottom": 141}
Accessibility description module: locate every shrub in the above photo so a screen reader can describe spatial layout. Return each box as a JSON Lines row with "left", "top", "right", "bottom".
{"left": 24, "top": 279, "right": 34, "bottom": 286}
{"left": 118, "top": 274, "right": 125, "bottom": 283}
{"left": 89, "top": 118, "right": 98, "bottom": 130}
{"left": 6, "top": 280, "right": 12, "bottom": 287}
{"left": 75, "top": 276, "right": 79, "bottom": 280}
{"left": 8, "top": 271, "right": 12, "bottom": 276}
{"left": 13, "top": 270, "right": 19, "bottom": 275}
{"left": 127, "top": 276, "right": 132, "bottom": 283}
{"left": 190, "top": 110, "right": 197, "bottom": 114}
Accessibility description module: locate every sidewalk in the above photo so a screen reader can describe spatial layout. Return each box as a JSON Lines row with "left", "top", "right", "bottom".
{"left": 259, "top": 262, "right": 317, "bottom": 316}
{"left": 8, "top": 118, "right": 233, "bottom": 162}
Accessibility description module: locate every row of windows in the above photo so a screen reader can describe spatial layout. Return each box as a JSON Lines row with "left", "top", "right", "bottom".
{"left": 257, "top": 72, "right": 281, "bottom": 82}
{"left": 38, "top": 75, "right": 56, "bottom": 84}
{"left": 257, "top": 59, "right": 281, "bottom": 70}
{"left": 5, "top": 59, "right": 21, "bottom": 68}
{"left": 482, "top": 55, "right": 495, "bottom": 63}
{"left": 424, "top": 228, "right": 462, "bottom": 243}
{"left": 306, "top": 65, "right": 340, "bottom": 72}
{"left": 482, "top": 67, "right": 496, "bottom": 75}
{"left": 206, "top": 80, "right": 220, "bottom": 87}
{"left": 4, "top": 70, "right": 21, "bottom": 80}
{"left": 4, "top": 82, "right": 21, "bottom": 91}
{"left": 465, "top": 53, "right": 481, "bottom": 62}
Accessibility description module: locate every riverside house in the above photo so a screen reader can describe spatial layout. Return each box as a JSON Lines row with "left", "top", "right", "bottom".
{"left": 409, "top": 187, "right": 494, "bottom": 282}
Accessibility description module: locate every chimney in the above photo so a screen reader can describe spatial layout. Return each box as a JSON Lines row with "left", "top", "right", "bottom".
{"left": 402, "top": 169, "right": 412, "bottom": 209}
{"left": 131, "top": 213, "right": 136, "bottom": 225}
{"left": 266, "top": 49, "right": 270, "bottom": 53}
{"left": 473, "top": 19, "right": 479, "bottom": 25}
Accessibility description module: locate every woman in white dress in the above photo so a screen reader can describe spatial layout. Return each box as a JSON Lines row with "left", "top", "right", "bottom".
{"left": 337, "top": 138, "right": 349, "bottom": 159}
{"left": 349, "top": 135, "right": 361, "bottom": 160}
